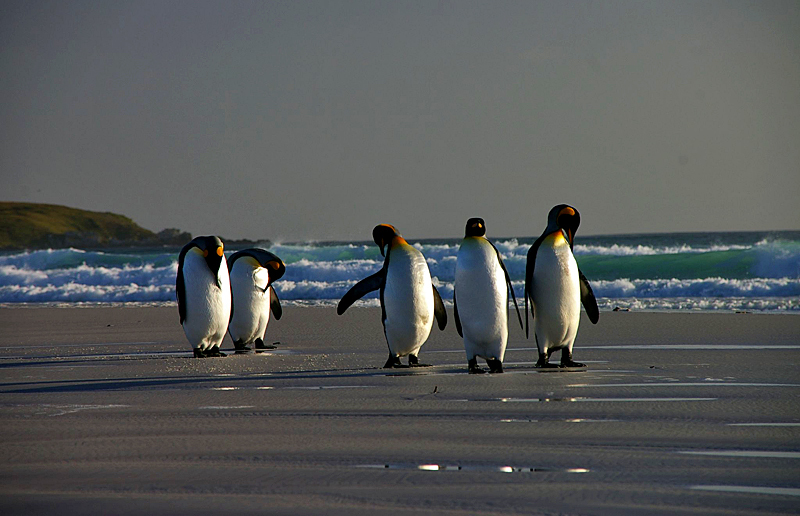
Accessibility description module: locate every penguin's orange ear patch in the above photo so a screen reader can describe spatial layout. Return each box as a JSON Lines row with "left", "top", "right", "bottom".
{"left": 203, "top": 249, "right": 209, "bottom": 257}
{"left": 559, "top": 206, "right": 576, "bottom": 217}
{"left": 267, "top": 261, "right": 281, "bottom": 270}
{"left": 216, "top": 247, "right": 224, "bottom": 257}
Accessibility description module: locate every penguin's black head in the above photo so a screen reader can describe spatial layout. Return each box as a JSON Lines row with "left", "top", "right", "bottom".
{"left": 465, "top": 217, "right": 486, "bottom": 238}
{"left": 547, "top": 204, "right": 581, "bottom": 247}
{"left": 258, "top": 251, "right": 286, "bottom": 283}
{"left": 229, "top": 248, "right": 286, "bottom": 283}
{"left": 373, "top": 224, "right": 402, "bottom": 257}
{"left": 193, "top": 235, "right": 225, "bottom": 274}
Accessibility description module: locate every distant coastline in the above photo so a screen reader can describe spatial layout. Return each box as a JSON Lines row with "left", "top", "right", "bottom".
{"left": 0, "top": 202, "right": 266, "bottom": 251}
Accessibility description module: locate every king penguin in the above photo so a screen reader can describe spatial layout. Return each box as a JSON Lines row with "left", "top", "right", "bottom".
{"left": 227, "top": 248, "right": 286, "bottom": 353}
{"left": 176, "top": 236, "right": 232, "bottom": 358}
{"left": 337, "top": 224, "right": 447, "bottom": 368}
{"left": 524, "top": 205, "right": 599, "bottom": 368}
{"left": 454, "top": 218, "right": 523, "bottom": 374}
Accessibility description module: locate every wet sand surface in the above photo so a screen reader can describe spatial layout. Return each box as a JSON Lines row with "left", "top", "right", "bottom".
{"left": 0, "top": 307, "right": 798, "bottom": 515}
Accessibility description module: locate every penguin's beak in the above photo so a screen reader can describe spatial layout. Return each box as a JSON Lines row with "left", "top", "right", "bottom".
{"left": 379, "top": 241, "right": 386, "bottom": 257}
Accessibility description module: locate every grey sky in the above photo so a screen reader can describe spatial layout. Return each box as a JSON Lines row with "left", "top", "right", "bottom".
{"left": 2, "top": 1, "right": 798, "bottom": 241}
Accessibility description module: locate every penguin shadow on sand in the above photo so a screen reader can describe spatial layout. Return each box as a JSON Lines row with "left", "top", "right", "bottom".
{"left": 337, "top": 224, "right": 447, "bottom": 369}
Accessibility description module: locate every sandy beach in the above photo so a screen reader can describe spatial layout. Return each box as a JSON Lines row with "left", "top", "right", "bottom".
{"left": 0, "top": 306, "right": 798, "bottom": 515}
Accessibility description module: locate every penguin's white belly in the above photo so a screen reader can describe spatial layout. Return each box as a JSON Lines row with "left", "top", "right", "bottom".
{"left": 228, "top": 261, "right": 271, "bottom": 344}
{"left": 383, "top": 247, "right": 434, "bottom": 357}
{"left": 455, "top": 240, "right": 508, "bottom": 361}
{"left": 181, "top": 253, "right": 231, "bottom": 351}
{"left": 532, "top": 238, "right": 580, "bottom": 352}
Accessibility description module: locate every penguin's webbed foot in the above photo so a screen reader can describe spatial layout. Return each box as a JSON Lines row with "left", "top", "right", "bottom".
{"left": 408, "top": 354, "right": 431, "bottom": 367}
{"left": 535, "top": 353, "right": 558, "bottom": 368}
{"left": 560, "top": 352, "right": 585, "bottom": 368}
{"left": 468, "top": 358, "right": 485, "bottom": 374}
{"left": 193, "top": 348, "right": 206, "bottom": 358}
{"left": 207, "top": 346, "right": 227, "bottom": 358}
{"left": 487, "top": 359, "right": 504, "bottom": 374}
{"left": 383, "top": 354, "right": 405, "bottom": 368}
{"left": 233, "top": 340, "right": 252, "bottom": 353}
{"left": 255, "top": 339, "right": 278, "bottom": 351}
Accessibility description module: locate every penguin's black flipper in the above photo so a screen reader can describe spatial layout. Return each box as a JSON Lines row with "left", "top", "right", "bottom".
{"left": 453, "top": 286, "right": 463, "bottom": 338}
{"left": 176, "top": 271, "right": 186, "bottom": 324}
{"left": 490, "top": 242, "right": 523, "bottom": 331}
{"left": 337, "top": 269, "right": 386, "bottom": 315}
{"left": 176, "top": 242, "right": 194, "bottom": 324}
{"left": 432, "top": 285, "right": 447, "bottom": 331}
{"left": 270, "top": 287, "right": 282, "bottom": 320}
{"left": 578, "top": 269, "right": 599, "bottom": 324}
{"left": 524, "top": 236, "right": 543, "bottom": 339}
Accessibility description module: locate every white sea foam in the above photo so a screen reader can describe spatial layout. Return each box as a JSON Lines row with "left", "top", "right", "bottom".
{"left": 590, "top": 277, "right": 800, "bottom": 298}
{"left": 2, "top": 258, "right": 799, "bottom": 306}
{"left": 0, "top": 233, "right": 798, "bottom": 309}
{"left": 283, "top": 259, "right": 381, "bottom": 282}
{"left": 573, "top": 243, "right": 752, "bottom": 256}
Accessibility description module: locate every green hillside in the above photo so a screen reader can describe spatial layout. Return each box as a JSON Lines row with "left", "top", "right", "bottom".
{"left": 0, "top": 202, "right": 189, "bottom": 249}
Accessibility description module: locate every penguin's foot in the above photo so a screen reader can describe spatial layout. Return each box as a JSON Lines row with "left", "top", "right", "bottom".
{"left": 383, "top": 354, "right": 405, "bottom": 368}
{"left": 233, "top": 340, "right": 252, "bottom": 353}
{"left": 206, "top": 346, "right": 227, "bottom": 358}
{"left": 560, "top": 352, "right": 585, "bottom": 368}
{"left": 408, "top": 354, "right": 431, "bottom": 367}
{"left": 535, "top": 353, "right": 559, "bottom": 368}
{"left": 255, "top": 339, "right": 278, "bottom": 351}
{"left": 487, "top": 359, "right": 504, "bottom": 374}
{"left": 468, "top": 358, "right": 485, "bottom": 374}
{"left": 193, "top": 348, "right": 206, "bottom": 358}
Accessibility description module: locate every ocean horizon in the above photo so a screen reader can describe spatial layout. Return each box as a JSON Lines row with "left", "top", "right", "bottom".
{"left": 1, "top": 230, "right": 798, "bottom": 313}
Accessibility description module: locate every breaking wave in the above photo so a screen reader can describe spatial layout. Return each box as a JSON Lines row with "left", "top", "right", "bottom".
{"left": 1, "top": 231, "right": 798, "bottom": 311}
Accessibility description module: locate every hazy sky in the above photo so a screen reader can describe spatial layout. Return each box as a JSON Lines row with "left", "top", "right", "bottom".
{"left": 2, "top": 1, "right": 798, "bottom": 241}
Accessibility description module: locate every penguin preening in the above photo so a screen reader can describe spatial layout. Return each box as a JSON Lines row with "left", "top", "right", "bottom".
{"left": 454, "top": 218, "right": 523, "bottom": 374}
{"left": 176, "top": 236, "right": 232, "bottom": 358}
{"left": 228, "top": 248, "right": 285, "bottom": 353}
{"left": 337, "top": 224, "right": 447, "bottom": 368}
{"left": 524, "top": 205, "right": 599, "bottom": 368}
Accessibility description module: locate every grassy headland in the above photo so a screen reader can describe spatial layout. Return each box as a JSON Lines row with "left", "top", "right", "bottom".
{"left": 0, "top": 202, "right": 190, "bottom": 250}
